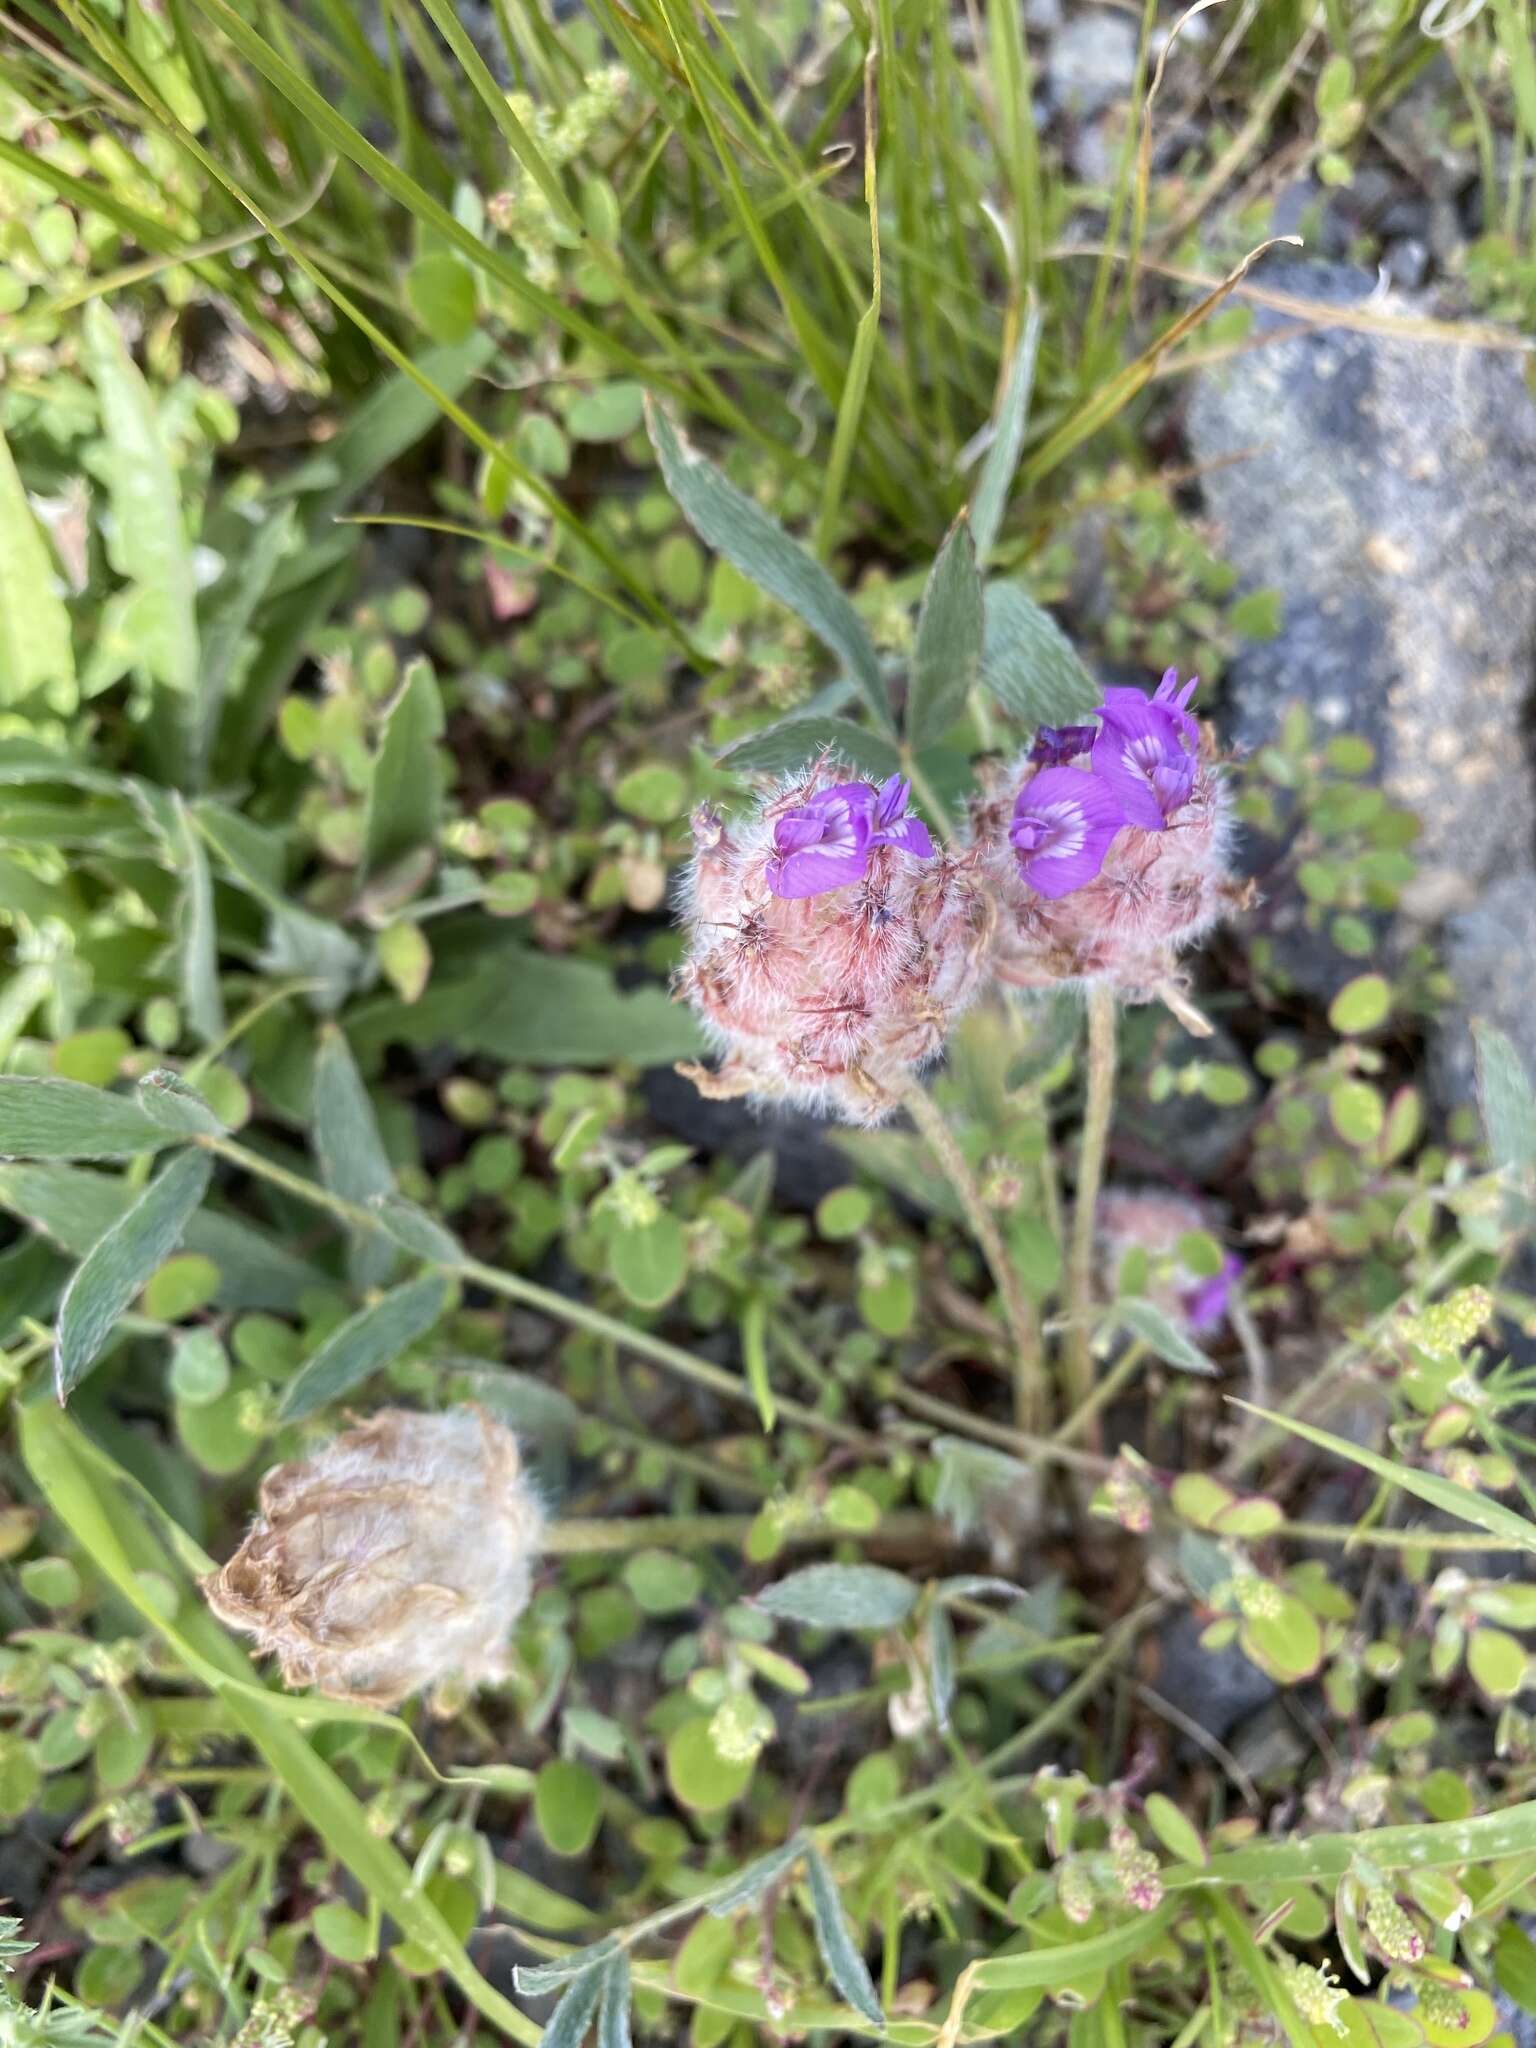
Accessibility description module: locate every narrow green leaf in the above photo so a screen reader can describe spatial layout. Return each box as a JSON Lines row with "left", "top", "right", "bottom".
{"left": 176, "top": 793, "right": 225, "bottom": 1044}
{"left": 1231, "top": 1400, "right": 1536, "bottom": 1553}
{"left": 705, "top": 1835, "right": 807, "bottom": 1917}
{"left": 718, "top": 716, "right": 901, "bottom": 781}
{"left": 540, "top": 1967, "right": 606, "bottom": 2048}
{"left": 757, "top": 1563, "right": 917, "bottom": 1631}
{"left": 55, "top": 1150, "right": 213, "bottom": 1399}
{"left": 515, "top": 1942, "right": 620, "bottom": 1998}
{"left": 1119, "top": 1298, "right": 1217, "bottom": 1376}
{"left": 82, "top": 302, "right": 199, "bottom": 741}
{"left": 597, "top": 1952, "right": 632, "bottom": 2048}
{"left": 907, "top": 516, "right": 983, "bottom": 747}
{"left": 363, "top": 658, "right": 444, "bottom": 877}
{"left": 0, "top": 1078, "right": 170, "bottom": 1161}
{"left": 278, "top": 1274, "right": 449, "bottom": 1422}
{"left": 647, "top": 401, "right": 892, "bottom": 733}
{"left": 1473, "top": 1020, "right": 1536, "bottom": 1176}
{"left": 804, "top": 1843, "right": 884, "bottom": 2027}
{"left": 367, "top": 1192, "right": 464, "bottom": 1266}
{"left": 741, "top": 1296, "right": 776, "bottom": 1432}
{"left": 194, "top": 500, "right": 297, "bottom": 783}
{"left": 312, "top": 1026, "right": 397, "bottom": 1291}
{"left": 928, "top": 1601, "right": 958, "bottom": 1731}
{"left": 971, "top": 305, "right": 1042, "bottom": 565}
{"left": 957, "top": 1903, "right": 1175, "bottom": 1995}
{"left": 980, "top": 582, "right": 1100, "bottom": 726}
{"left": 135, "top": 1071, "right": 224, "bottom": 1140}
{"left": 0, "top": 426, "right": 75, "bottom": 711}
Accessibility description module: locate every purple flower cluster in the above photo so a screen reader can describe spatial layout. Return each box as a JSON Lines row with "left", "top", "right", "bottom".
{"left": 765, "top": 772, "right": 934, "bottom": 900}
{"left": 1011, "top": 671, "right": 1200, "bottom": 899}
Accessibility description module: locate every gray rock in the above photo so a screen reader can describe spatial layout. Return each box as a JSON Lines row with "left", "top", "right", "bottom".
{"left": 1436, "top": 869, "right": 1536, "bottom": 1108}
{"left": 1187, "top": 260, "right": 1536, "bottom": 1015}
{"left": 1152, "top": 1608, "right": 1278, "bottom": 1743}
{"left": 1046, "top": 9, "right": 1138, "bottom": 116}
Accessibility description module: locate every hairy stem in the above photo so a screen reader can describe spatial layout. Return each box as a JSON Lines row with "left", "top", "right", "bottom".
{"left": 902, "top": 1081, "right": 1047, "bottom": 1431}
{"left": 1065, "top": 984, "right": 1118, "bottom": 1432}
{"left": 545, "top": 1509, "right": 943, "bottom": 1555}
{"left": 1054, "top": 1337, "right": 1147, "bottom": 1447}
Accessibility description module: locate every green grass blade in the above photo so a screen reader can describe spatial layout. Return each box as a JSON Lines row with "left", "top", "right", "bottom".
{"left": 0, "top": 426, "right": 76, "bottom": 714}
{"left": 815, "top": 53, "right": 882, "bottom": 562}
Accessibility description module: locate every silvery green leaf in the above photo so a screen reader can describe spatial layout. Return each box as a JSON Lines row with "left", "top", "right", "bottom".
{"left": 804, "top": 1843, "right": 884, "bottom": 2027}
{"left": 0, "top": 1079, "right": 170, "bottom": 1161}
{"left": 1118, "top": 1297, "right": 1217, "bottom": 1375}
{"left": 906, "top": 515, "right": 983, "bottom": 748}
{"left": 55, "top": 1150, "right": 213, "bottom": 1399}
{"left": 647, "top": 401, "right": 892, "bottom": 734}
{"left": 719, "top": 715, "right": 901, "bottom": 782}
{"left": 363, "top": 658, "right": 444, "bottom": 878}
{"left": 1474, "top": 1021, "right": 1536, "bottom": 1176}
{"left": 597, "top": 1952, "right": 632, "bottom": 2048}
{"left": 277, "top": 1273, "right": 449, "bottom": 1422}
{"left": 970, "top": 306, "right": 1043, "bottom": 564}
{"left": 514, "top": 1939, "right": 620, "bottom": 1997}
{"left": 980, "top": 581, "right": 1099, "bottom": 726}
{"left": 932, "top": 1435, "right": 1036, "bottom": 1540}
{"left": 135, "top": 1071, "right": 223, "bottom": 1139}
{"left": 705, "top": 1835, "right": 806, "bottom": 1916}
{"left": 928, "top": 1603, "right": 957, "bottom": 1732}
{"left": 367, "top": 1192, "right": 464, "bottom": 1266}
{"left": 757, "top": 1563, "right": 916, "bottom": 1631}
{"left": 538, "top": 1964, "right": 605, "bottom": 2048}
{"left": 176, "top": 792, "right": 225, "bottom": 1042}
{"left": 313, "top": 1025, "right": 397, "bottom": 1292}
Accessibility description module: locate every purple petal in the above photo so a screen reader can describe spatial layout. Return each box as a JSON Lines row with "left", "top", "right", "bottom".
{"left": 773, "top": 809, "right": 834, "bottom": 856}
{"left": 1009, "top": 767, "right": 1127, "bottom": 899}
{"left": 1091, "top": 698, "right": 1194, "bottom": 831}
{"left": 1183, "top": 1253, "right": 1242, "bottom": 1333}
{"left": 878, "top": 813, "right": 935, "bottom": 859}
{"left": 766, "top": 843, "right": 872, "bottom": 899}
{"left": 875, "top": 773, "right": 912, "bottom": 828}
{"left": 1152, "top": 669, "right": 1201, "bottom": 743}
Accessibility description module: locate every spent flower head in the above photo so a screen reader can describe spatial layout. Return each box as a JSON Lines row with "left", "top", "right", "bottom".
{"left": 205, "top": 1406, "right": 543, "bottom": 1708}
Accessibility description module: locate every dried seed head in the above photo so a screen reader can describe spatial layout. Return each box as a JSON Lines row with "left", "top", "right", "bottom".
{"left": 204, "top": 1407, "right": 543, "bottom": 1708}
{"left": 675, "top": 756, "right": 994, "bottom": 1125}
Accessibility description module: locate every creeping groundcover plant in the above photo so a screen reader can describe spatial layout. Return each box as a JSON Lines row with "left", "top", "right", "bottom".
{"left": 4, "top": 23, "right": 1536, "bottom": 2043}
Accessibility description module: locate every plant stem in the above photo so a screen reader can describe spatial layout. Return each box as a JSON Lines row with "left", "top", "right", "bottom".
{"left": 901, "top": 1081, "right": 1047, "bottom": 1431}
{"left": 1054, "top": 1337, "right": 1147, "bottom": 1447}
{"left": 195, "top": 1133, "right": 881, "bottom": 1454}
{"left": 1276, "top": 1519, "right": 1531, "bottom": 1554}
{"left": 1065, "top": 984, "right": 1117, "bottom": 1432}
{"left": 545, "top": 1509, "right": 943, "bottom": 1555}
{"left": 901, "top": 749, "right": 956, "bottom": 840}
{"left": 885, "top": 1378, "right": 1111, "bottom": 1477}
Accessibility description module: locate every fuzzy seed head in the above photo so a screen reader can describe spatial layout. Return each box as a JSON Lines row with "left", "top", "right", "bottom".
{"left": 204, "top": 1406, "right": 543, "bottom": 1708}
{"left": 1364, "top": 1888, "right": 1426, "bottom": 1965}
{"left": 675, "top": 757, "right": 994, "bottom": 1125}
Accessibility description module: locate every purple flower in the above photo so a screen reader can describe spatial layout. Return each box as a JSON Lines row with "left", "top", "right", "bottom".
{"left": 766, "top": 773, "right": 933, "bottom": 900}
{"left": 1091, "top": 672, "right": 1200, "bottom": 831}
{"left": 1009, "top": 767, "right": 1127, "bottom": 899}
{"left": 1029, "top": 724, "right": 1098, "bottom": 768}
{"left": 1183, "top": 1253, "right": 1242, "bottom": 1334}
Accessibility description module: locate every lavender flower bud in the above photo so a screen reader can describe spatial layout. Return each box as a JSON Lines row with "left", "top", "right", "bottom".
{"left": 204, "top": 1407, "right": 544, "bottom": 1708}
{"left": 675, "top": 756, "right": 994, "bottom": 1125}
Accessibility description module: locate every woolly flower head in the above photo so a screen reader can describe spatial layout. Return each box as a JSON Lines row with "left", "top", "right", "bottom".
{"left": 1097, "top": 1184, "right": 1242, "bottom": 1335}
{"left": 204, "top": 1407, "right": 543, "bottom": 1708}
{"left": 973, "top": 671, "right": 1241, "bottom": 1004}
{"left": 676, "top": 756, "right": 994, "bottom": 1125}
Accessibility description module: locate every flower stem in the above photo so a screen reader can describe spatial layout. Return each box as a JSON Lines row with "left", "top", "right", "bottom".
{"left": 545, "top": 1509, "right": 942, "bottom": 1555}
{"left": 901, "top": 1081, "right": 1047, "bottom": 1431}
{"left": 194, "top": 1133, "right": 881, "bottom": 1454}
{"left": 1065, "top": 983, "right": 1117, "bottom": 1433}
{"left": 901, "top": 750, "right": 957, "bottom": 841}
{"left": 1054, "top": 1337, "right": 1147, "bottom": 1447}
